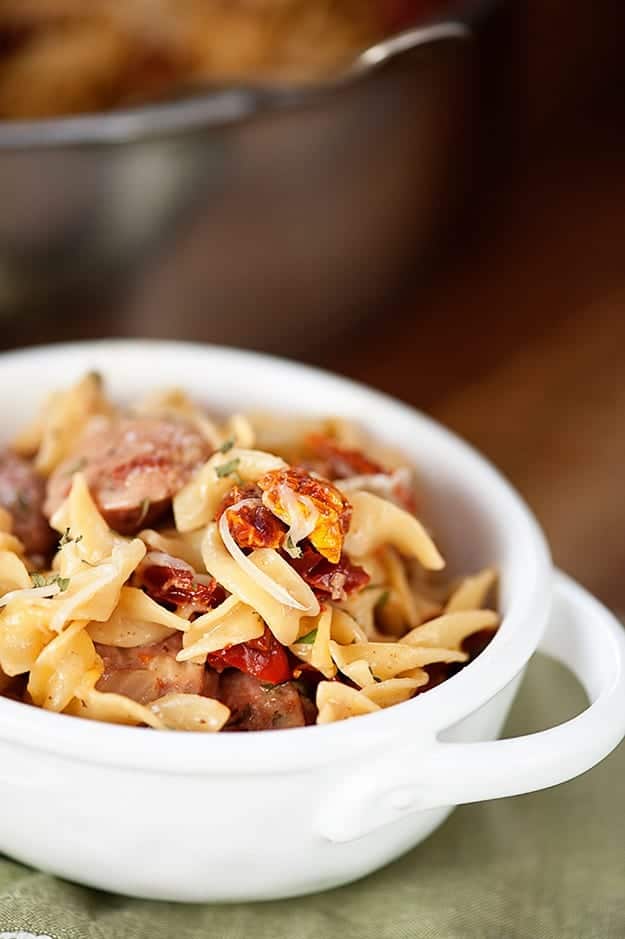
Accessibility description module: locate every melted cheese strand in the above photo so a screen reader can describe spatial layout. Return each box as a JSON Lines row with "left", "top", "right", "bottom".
{"left": 0, "top": 584, "right": 61, "bottom": 607}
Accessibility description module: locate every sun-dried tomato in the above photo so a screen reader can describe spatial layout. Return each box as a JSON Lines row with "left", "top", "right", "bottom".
{"left": 228, "top": 502, "right": 286, "bottom": 550}
{"left": 216, "top": 483, "right": 262, "bottom": 518}
{"left": 138, "top": 559, "right": 225, "bottom": 618}
{"left": 207, "top": 625, "right": 291, "bottom": 685}
{"left": 306, "top": 434, "right": 418, "bottom": 514}
{"left": 258, "top": 467, "right": 351, "bottom": 564}
{"left": 288, "top": 544, "right": 370, "bottom": 601}
{"left": 306, "top": 434, "right": 383, "bottom": 479}
{"left": 216, "top": 483, "right": 287, "bottom": 550}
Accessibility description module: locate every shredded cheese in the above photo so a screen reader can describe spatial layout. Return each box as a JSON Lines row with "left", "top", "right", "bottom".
{"left": 0, "top": 584, "right": 61, "bottom": 607}
{"left": 219, "top": 500, "right": 316, "bottom": 613}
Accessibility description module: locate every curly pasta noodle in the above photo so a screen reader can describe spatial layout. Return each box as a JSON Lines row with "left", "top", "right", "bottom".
{"left": 0, "top": 373, "right": 500, "bottom": 732}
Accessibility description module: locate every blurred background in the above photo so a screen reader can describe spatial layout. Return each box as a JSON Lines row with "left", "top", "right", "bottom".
{"left": 1, "top": 0, "right": 624, "bottom": 608}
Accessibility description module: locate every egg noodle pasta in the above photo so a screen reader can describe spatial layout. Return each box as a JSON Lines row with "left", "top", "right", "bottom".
{"left": 445, "top": 567, "right": 498, "bottom": 613}
{"left": 401, "top": 610, "right": 500, "bottom": 652}
{"left": 138, "top": 528, "right": 205, "bottom": 571}
{"left": 13, "top": 372, "right": 112, "bottom": 473}
{"left": 87, "top": 586, "right": 187, "bottom": 648}
{"left": 174, "top": 449, "right": 286, "bottom": 532}
{"left": 0, "top": 374, "right": 500, "bottom": 732}
{"left": 179, "top": 599, "right": 264, "bottom": 664}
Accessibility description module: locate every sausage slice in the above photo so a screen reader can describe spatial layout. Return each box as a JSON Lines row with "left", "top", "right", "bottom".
{"left": 219, "top": 670, "right": 309, "bottom": 731}
{"left": 94, "top": 634, "right": 217, "bottom": 705}
{"left": 45, "top": 417, "right": 211, "bottom": 534}
{"left": 0, "top": 449, "right": 56, "bottom": 558}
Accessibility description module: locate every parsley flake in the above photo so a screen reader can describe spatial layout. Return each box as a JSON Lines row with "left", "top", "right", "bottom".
{"left": 284, "top": 535, "right": 303, "bottom": 559}
{"left": 30, "top": 573, "right": 70, "bottom": 592}
{"left": 59, "top": 528, "right": 83, "bottom": 549}
{"left": 215, "top": 458, "right": 241, "bottom": 479}
{"left": 218, "top": 437, "right": 235, "bottom": 454}
{"left": 296, "top": 628, "right": 318, "bottom": 645}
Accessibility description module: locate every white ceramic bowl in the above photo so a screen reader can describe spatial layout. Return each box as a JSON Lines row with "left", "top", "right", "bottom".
{"left": 0, "top": 340, "right": 624, "bottom": 903}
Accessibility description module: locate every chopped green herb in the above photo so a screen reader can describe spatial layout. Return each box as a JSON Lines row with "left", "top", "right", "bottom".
{"left": 218, "top": 437, "right": 235, "bottom": 454}
{"left": 284, "top": 535, "right": 303, "bottom": 559}
{"left": 296, "top": 628, "right": 318, "bottom": 645}
{"left": 30, "top": 573, "right": 70, "bottom": 592}
{"left": 215, "top": 458, "right": 241, "bottom": 479}
{"left": 58, "top": 528, "right": 83, "bottom": 549}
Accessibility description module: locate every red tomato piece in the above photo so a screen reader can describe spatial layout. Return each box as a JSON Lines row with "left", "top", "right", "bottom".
{"left": 258, "top": 466, "right": 351, "bottom": 564}
{"left": 137, "top": 553, "right": 226, "bottom": 618}
{"left": 207, "top": 626, "right": 292, "bottom": 686}
{"left": 216, "top": 483, "right": 262, "bottom": 518}
{"left": 289, "top": 544, "right": 370, "bottom": 601}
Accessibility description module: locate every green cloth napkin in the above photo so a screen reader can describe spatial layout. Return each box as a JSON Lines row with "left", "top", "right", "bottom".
{"left": 0, "top": 652, "right": 622, "bottom": 939}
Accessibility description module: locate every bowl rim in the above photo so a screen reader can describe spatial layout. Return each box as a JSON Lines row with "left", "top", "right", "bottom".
{"left": 0, "top": 21, "right": 470, "bottom": 150}
{"left": 0, "top": 339, "right": 552, "bottom": 773}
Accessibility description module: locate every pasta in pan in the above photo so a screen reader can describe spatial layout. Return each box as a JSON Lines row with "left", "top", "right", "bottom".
{"left": 0, "top": 374, "right": 500, "bottom": 732}
{"left": 0, "top": 2, "right": 426, "bottom": 120}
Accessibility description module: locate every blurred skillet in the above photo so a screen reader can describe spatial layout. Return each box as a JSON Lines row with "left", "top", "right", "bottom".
{"left": 0, "top": 3, "right": 491, "bottom": 353}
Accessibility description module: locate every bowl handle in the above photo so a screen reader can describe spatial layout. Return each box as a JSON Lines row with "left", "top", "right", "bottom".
{"left": 319, "top": 571, "right": 625, "bottom": 843}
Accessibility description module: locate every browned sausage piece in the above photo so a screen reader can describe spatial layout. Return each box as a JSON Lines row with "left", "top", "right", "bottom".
{"left": 219, "top": 670, "right": 308, "bottom": 731}
{"left": 0, "top": 449, "right": 56, "bottom": 558}
{"left": 94, "top": 634, "right": 217, "bottom": 705}
{"left": 45, "top": 417, "right": 212, "bottom": 535}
